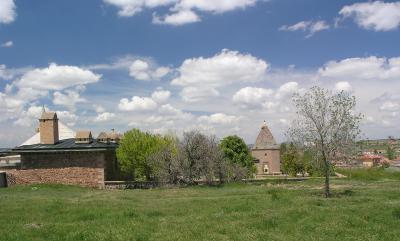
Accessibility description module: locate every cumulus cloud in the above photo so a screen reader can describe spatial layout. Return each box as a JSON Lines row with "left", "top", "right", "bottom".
{"left": 0, "top": 63, "right": 101, "bottom": 131}
{"left": 379, "top": 101, "right": 399, "bottom": 112}
{"left": 94, "top": 112, "right": 116, "bottom": 122}
{"left": 13, "top": 105, "right": 43, "bottom": 127}
{"left": 1, "top": 41, "right": 13, "bottom": 48}
{"left": 318, "top": 56, "right": 400, "bottom": 80}
{"left": 279, "top": 20, "right": 330, "bottom": 37}
{"left": 233, "top": 82, "right": 300, "bottom": 111}
{"left": 339, "top": 1, "right": 400, "bottom": 31}
{"left": 153, "top": 9, "right": 200, "bottom": 25}
{"left": 151, "top": 89, "right": 171, "bottom": 103}
{"left": 118, "top": 96, "right": 158, "bottom": 111}
{"left": 0, "top": 65, "right": 12, "bottom": 80}
{"left": 53, "top": 88, "right": 87, "bottom": 110}
{"left": 335, "top": 81, "right": 352, "bottom": 92}
{"left": 105, "top": 0, "right": 259, "bottom": 25}
{"left": 232, "top": 87, "right": 273, "bottom": 108}
{"left": 172, "top": 49, "right": 268, "bottom": 102}
{"left": 275, "top": 82, "right": 299, "bottom": 99}
{"left": 103, "top": 0, "right": 176, "bottom": 17}
{"left": 0, "top": 0, "right": 16, "bottom": 24}
{"left": 13, "top": 106, "right": 77, "bottom": 127}
{"left": 198, "top": 113, "right": 241, "bottom": 125}
{"left": 16, "top": 63, "right": 101, "bottom": 90}
{"left": 180, "top": 86, "right": 219, "bottom": 103}
{"left": 129, "top": 59, "right": 170, "bottom": 81}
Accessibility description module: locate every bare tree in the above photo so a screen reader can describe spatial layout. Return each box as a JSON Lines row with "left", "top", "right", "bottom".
{"left": 180, "top": 131, "right": 208, "bottom": 184}
{"left": 288, "top": 86, "right": 362, "bottom": 197}
{"left": 149, "top": 142, "right": 181, "bottom": 184}
{"left": 180, "top": 131, "right": 230, "bottom": 185}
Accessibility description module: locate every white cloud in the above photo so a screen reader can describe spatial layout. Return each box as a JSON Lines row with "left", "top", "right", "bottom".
{"left": 13, "top": 105, "right": 43, "bottom": 127}
{"left": 180, "top": 86, "right": 219, "bottom": 103}
{"left": 232, "top": 82, "right": 299, "bottom": 110}
{"left": 232, "top": 87, "right": 273, "bottom": 108}
{"left": 94, "top": 104, "right": 106, "bottom": 113}
{"left": 0, "top": 65, "right": 12, "bottom": 80}
{"left": 334, "top": 81, "right": 352, "bottom": 92}
{"left": 0, "top": 0, "right": 16, "bottom": 24}
{"left": 151, "top": 89, "right": 171, "bottom": 103}
{"left": 379, "top": 101, "right": 399, "bottom": 112}
{"left": 94, "top": 112, "right": 116, "bottom": 122}
{"left": 56, "top": 111, "right": 78, "bottom": 126}
{"left": 129, "top": 59, "right": 150, "bottom": 80}
{"left": 339, "top": 1, "right": 400, "bottom": 31}
{"left": 16, "top": 63, "right": 101, "bottom": 90}
{"left": 103, "top": 0, "right": 177, "bottom": 17}
{"left": 275, "top": 81, "right": 299, "bottom": 99}
{"left": 158, "top": 103, "right": 182, "bottom": 116}
{"left": 129, "top": 59, "right": 170, "bottom": 81}
{"left": 105, "top": 0, "right": 259, "bottom": 25}
{"left": 318, "top": 56, "right": 400, "bottom": 80}
{"left": 1, "top": 41, "right": 13, "bottom": 48}
{"left": 172, "top": 49, "right": 268, "bottom": 102}
{"left": 153, "top": 9, "right": 200, "bottom": 25}
{"left": 279, "top": 20, "right": 330, "bottom": 37}
{"left": 118, "top": 96, "right": 158, "bottom": 111}
{"left": 53, "top": 88, "right": 87, "bottom": 110}
{"left": 198, "top": 113, "right": 241, "bottom": 125}
{"left": 174, "top": 0, "right": 257, "bottom": 13}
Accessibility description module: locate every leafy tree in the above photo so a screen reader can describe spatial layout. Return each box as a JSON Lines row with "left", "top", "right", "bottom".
{"left": 220, "top": 135, "right": 256, "bottom": 175}
{"left": 117, "top": 129, "right": 165, "bottom": 181}
{"left": 288, "top": 86, "right": 362, "bottom": 197}
{"left": 281, "top": 143, "right": 301, "bottom": 177}
{"left": 386, "top": 145, "right": 396, "bottom": 160}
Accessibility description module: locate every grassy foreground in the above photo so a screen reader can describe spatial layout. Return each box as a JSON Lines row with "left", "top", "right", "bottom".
{"left": 1, "top": 174, "right": 400, "bottom": 241}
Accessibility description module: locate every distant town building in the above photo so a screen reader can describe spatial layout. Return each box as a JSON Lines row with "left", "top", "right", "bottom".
{"left": 252, "top": 121, "right": 281, "bottom": 176}
{"left": 361, "top": 154, "right": 382, "bottom": 167}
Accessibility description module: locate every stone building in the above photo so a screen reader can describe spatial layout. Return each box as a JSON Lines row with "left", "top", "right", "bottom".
{"left": 252, "top": 121, "right": 281, "bottom": 176}
{"left": 0, "top": 110, "right": 122, "bottom": 188}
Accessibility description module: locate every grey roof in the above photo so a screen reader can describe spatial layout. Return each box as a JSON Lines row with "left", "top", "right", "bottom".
{"left": 253, "top": 122, "right": 279, "bottom": 150}
{"left": 0, "top": 148, "right": 11, "bottom": 156}
{"left": 40, "top": 111, "right": 57, "bottom": 120}
{"left": 12, "top": 138, "right": 117, "bottom": 152}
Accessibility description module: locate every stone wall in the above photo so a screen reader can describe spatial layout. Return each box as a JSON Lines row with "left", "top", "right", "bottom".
{"left": 252, "top": 149, "right": 281, "bottom": 175}
{"left": 0, "top": 150, "right": 115, "bottom": 188}
{"left": 2, "top": 167, "right": 104, "bottom": 188}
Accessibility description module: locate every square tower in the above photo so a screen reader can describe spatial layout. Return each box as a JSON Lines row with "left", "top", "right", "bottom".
{"left": 252, "top": 121, "right": 281, "bottom": 176}
{"left": 39, "top": 111, "right": 59, "bottom": 145}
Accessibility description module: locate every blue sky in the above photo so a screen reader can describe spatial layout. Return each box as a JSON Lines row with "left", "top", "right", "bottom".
{"left": 1, "top": 0, "right": 400, "bottom": 147}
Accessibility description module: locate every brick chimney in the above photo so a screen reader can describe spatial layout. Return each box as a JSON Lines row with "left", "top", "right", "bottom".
{"left": 39, "top": 110, "right": 59, "bottom": 145}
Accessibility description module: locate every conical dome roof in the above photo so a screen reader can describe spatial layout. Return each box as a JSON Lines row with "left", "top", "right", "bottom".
{"left": 253, "top": 121, "right": 279, "bottom": 150}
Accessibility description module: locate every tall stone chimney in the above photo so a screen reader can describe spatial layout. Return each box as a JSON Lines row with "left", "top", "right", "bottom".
{"left": 39, "top": 110, "right": 59, "bottom": 144}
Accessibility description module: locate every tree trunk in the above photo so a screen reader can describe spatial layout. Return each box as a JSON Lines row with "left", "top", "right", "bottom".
{"left": 324, "top": 166, "right": 330, "bottom": 198}
{"left": 321, "top": 147, "right": 330, "bottom": 198}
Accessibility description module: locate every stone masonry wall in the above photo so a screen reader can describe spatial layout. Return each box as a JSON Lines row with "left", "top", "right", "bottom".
{"left": 2, "top": 167, "right": 104, "bottom": 188}
{"left": 252, "top": 149, "right": 281, "bottom": 175}
{"left": 0, "top": 151, "right": 109, "bottom": 188}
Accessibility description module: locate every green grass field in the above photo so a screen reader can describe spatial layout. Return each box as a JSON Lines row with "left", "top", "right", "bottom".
{"left": 1, "top": 169, "right": 400, "bottom": 241}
